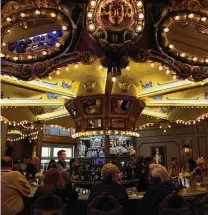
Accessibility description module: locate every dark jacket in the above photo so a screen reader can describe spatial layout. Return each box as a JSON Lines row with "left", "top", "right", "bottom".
{"left": 88, "top": 180, "right": 129, "bottom": 210}
{"left": 33, "top": 182, "right": 78, "bottom": 203}
{"left": 140, "top": 181, "right": 176, "bottom": 215}
{"left": 137, "top": 165, "right": 150, "bottom": 191}
{"left": 56, "top": 160, "right": 67, "bottom": 170}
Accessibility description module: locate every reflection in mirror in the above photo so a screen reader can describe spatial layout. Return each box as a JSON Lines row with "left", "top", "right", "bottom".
{"left": 81, "top": 99, "right": 102, "bottom": 114}
{"left": 111, "top": 119, "right": 125, "bottom": 128}
{"left": 112, "top": 99, "right": 132, "bottom": 114}
{"left": 167, "top": 22, "right": 208, "bottom": 57}
{"left": 2, "top": 19, "right": 63, "bottom": 54}
{"left": 87, "top": 119, "right": 102, "bottom": 128}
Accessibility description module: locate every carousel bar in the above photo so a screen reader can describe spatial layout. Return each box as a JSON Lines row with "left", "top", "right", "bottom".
{"left": 1, "top": 0, "right": 208, "bottom": 215}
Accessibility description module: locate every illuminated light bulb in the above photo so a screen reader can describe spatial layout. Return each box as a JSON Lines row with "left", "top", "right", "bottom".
{"left": 200, "top": 81, "right": 204, "bottom": 86}
{"left": 13, "top": 56, "right": 19, "bottom": 61}
{"left": 6, "top": 17, "right": 12, "bottom": 22}
{"left": 174, "top": 16, "right": 180, "bottom": 21}
{"left": 126, "top": 66, "right": 130, "bottom": 70}
{"left": 163, "top": 27, "right": 169, "bottom": 33}
{"left": 42, "top": 51, "right": 48, "bottom": 56}
{"left": 180, "top": 53, "right": 186, "bottom": 57}
{"left": 62, "top": 26, "right": 67, "bottom": 31}
{"left": 193, "top": 57, "right": 198, "bottom": 62}
{"left": 98, "top": 65, "right": 103, "bottom": 70}
{"left": 205, "top": 58, "right": 208, "bottom": 63}
{"left": 137, "top": 1, "right": 143, "bottom": 7}
{"left": 90, "top": 0, "right": 96, "bottom": 7}
{"left": 56, "top": 70, "right": 60, "bottom": 75}
{"left": 35, "top": 10, "right": 41, "bottom": 15}
{"left": 158, "top": 65, "right": 163, "bottom": 71}
{"left": 164, "top": 129, "right": 166, "bottom": 133}
{"left": 173, "top": 74, "right": 177, "bottom": 79}
{"left": 74, "top": 63, "right": 79, "bottom": 68}
{"left": 166, "top": 69, "right": 170, "bottom": 75}
{"left": 87, "top": 12, "right": 93, "bottom": 19}
{"left": 136, "top": 25, "right": 142, "bottom": 32}
{"left": 0, "top": 53, "right": 5, "bottom": 58}
{"left": 188, "top": 13, "right": 194, "bottom": 18}
{"left": 20, "top": 13, "right": 26, "bottom": 17}
{"left": 66, "top": 67, "right": 69, "bottom": 71}
{"left": 7, "top": 29, "right": 11, "bottom": 33}
{"left": 138, "top": 13, "right": 144, "bottom": 20}
{"left": 169, "top": 44, "right": 174, "bottom": 49}
{"left": 55, "top": 42, "right": 61, "bottom": 47}
{"left": 53, "top": 31, "right": 56, "bottom": 34}
{"left": 112, "top": 77, "right": 117, "bottom": 82}
{"left": 2, "top": 42, "right": 6, "bottom": 47}
{"left": 201, "top": 17, "right": 207, "bottom": 22}
{"left": 89, "top": 23, "right": 95, "bottom": 31}
{"left": 51, "top": 13, "right": 56, "bottom": 17}
{"left": 28, "top": 55, "right": 32, "bottom": 59}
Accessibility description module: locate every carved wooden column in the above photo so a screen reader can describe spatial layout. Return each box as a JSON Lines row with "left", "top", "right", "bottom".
{"left": 104, "top": 135, "right": 110, "bottom": 156}
{"left": 1, "top": 121, "right": 8, "bottom": 157}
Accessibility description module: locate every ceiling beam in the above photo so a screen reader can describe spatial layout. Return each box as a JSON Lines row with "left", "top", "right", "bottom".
{"left": 0, "top": 98, "right": 65, "bottom": 107}
{"left": 137, "top": 79, "right": 208, "bottom": 98}
{"left": 36, "top": 107, "right": 69, "bottom": 121}
{"left": 141, "top": 108, "right": 168, "bottom": 119}
{"left": 1, "top": 75, "right": 75, "bottom": 98}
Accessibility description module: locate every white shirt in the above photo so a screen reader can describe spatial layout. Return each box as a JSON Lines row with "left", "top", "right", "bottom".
{"left": 1, "top": 169, "right": 32, "bottom": 215}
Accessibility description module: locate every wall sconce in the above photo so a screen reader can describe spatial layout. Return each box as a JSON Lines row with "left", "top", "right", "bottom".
{"left": 183, "top": 144, "right": 192, "bottom": 155}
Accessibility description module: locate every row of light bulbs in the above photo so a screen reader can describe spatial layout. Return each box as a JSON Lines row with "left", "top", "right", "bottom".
{"left": 48, "top": 63, "right": 79, "bottom": 79}
{"left": 7, "top": 135, "right": 38, "bottom": 142}
{"left": 162, "top": 13, "right": 208, "bottom": 64}
{"left": 72, "top": 130, "right": 140, "bottom": 138}
{"left": 136, "top": 113, "right": 208, "bottom": 132}
{"left": 2, "top": 10, "right": 68, "bottom": 61}
{"left": 0, "top": 117, "right": 38, "bottom": 130}
{"left": 149, "top": 61, "right": 206, "bottom": 84}
{"left": 47, "top": 124, "right": 75, "bottom": 132}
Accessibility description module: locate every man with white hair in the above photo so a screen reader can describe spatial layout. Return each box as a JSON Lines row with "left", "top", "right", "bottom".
{"left": 139, "top": 164, "right": 176, "bottom": 215}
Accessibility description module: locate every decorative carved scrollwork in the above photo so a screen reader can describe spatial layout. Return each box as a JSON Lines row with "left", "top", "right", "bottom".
{"left": 1, "top": 51, "right": 95, "bottom": 80}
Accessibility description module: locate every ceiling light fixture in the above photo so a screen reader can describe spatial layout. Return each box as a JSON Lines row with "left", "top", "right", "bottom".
{"left": 137, "top": 1, "right": 143, "bottom": 7}
{"left": 169, "top": 44, "right": 174, "bottom": 49}
{"left": 51, "top": 13, "right": 56, "bottom": 17}
{"left": 90, "top": 0, "right": 96, "bottom": 7}
{"left": 62, "top": 26, "right": 67, "bottom": 31}
{"left": 138, "top": 13, "right": 144, "bottom": 20}
{"left": 35, "top": 10, "right": 41, "bottom": 15}
{"left": 89, "top": 23, "right": 95, "bottom": 31}
{"left": 136, "top": 25, "right": 142, "bottom": 32}
{"left": 6, "top": 17, "right": 12, "bottom": 22}
{"left": 163, "top": 27, "right": 169, "bottom": 33}
{"left": 42, "top": 51, "right": 48, "bottom": 56}
{"left": 20, "top": 13, "right": 26, "bottom": 17}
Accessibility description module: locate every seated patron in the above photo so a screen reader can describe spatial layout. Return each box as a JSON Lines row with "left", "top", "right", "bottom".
{"left": 1, "top": 156, "right": 33, "bottom": 215}
{"left": 88, "top": 163, "right": 129, "bottom": 210}
{"left": 33, "top": 168, "right": 78, "bottom": 203}
{"left": 139, "top": 164, "right": 176, "bottom": 215}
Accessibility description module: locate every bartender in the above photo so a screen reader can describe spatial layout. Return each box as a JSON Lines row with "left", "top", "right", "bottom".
{"left": 56, "top": 150, "right": 68, "bottom": 170}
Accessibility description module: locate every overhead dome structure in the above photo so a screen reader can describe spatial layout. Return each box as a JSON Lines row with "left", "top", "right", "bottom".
{"left": 1, "top": 0, "right": 208, "bottom": 155}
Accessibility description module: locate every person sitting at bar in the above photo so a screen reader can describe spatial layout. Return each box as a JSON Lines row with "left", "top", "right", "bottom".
{"left": 56, "top": 150, "right": 68, "bottom": 170}
{"left": 139, "top": 164, "right": 176, "bottom": 215}
{"left": 1, "top": 156, "right": 33, "bottom": 215}
{"left": 25, "top": 162, "right": 37, "bottom": 180}
{"left": 47, "top": 159, "right": 57, "bottom": 170}
{"left": 137, "top": 157, "right": 153, "bottom": 191}
{"left": 88, "top": 163, "right": 129, "bottom": 210}
{"left": 33, "top": 168, "right": 78, "bottom": 203}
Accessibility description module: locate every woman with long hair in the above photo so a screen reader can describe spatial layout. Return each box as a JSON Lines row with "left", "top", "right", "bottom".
{"left": 33, "top": 168, "right": 78, "bottom": 203}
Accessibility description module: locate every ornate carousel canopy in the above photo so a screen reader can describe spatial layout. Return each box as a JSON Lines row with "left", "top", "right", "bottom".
{"left": 1, "top": 0, "right": 208, "bottom": 134}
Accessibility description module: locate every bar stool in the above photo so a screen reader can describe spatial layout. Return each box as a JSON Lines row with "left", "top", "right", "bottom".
{"left": 87, "top": 192, "right": 124, "bottom": 215}
{"left": 32, "top": 193, "right": 66, "bottom": 215}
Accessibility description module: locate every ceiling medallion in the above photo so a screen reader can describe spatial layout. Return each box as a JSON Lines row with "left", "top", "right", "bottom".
{"left": 86, "top": 0, "right": 144, "bottom": 79}
{"left": 87, "top": 0, "right": 144, "bottom": 45}
{"left": 1, "top": 0, "right": 74, "bottom": 63}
